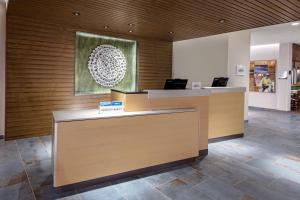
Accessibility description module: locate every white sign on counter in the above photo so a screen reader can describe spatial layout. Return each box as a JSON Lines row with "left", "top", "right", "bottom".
{"left": 99, "top": 101, "right": 124, "bottom": 114}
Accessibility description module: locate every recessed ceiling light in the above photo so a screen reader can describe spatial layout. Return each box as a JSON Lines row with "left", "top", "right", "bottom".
{"left": 169, "top": 31, "right": 174, "bottom": 34}
{"left": 72, "top": 11, "right": 80, "bottom": 16}
{"left": 128, "top": 23, "right": 134, "bottom": 26}
{"left": 129, "top": 30, "right": 133, "bottom": 33}
{"left": 219, "top": 19, "right": 226, "bottom": 23}
{"left": 104, "top": 26, "right": 109, "bottom": 29}
{"left": 291, "top": 22, "right": 299, "bottom": 26}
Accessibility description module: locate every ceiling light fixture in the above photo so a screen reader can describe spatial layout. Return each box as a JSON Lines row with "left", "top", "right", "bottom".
{"left": 72, "top": 11, "right": 80, "bottom": 16}
{"left": 250, "top": 43, "right": 279, "bottom": 49}
{"left": 291, "top": 22, "right": 299, "bottom": 26}
{"left": 129, "top": 30, "right": 133, "bottom": 33}
{"left": 169, "top": 31, "right": 174, "bottom": 34}
{"left": 219, "top": 19, "right": 226, "bottom": 24}
{"left": 128, "top": 23, "right": 134, "bottom": 26}
{"left": 104, "top": 26, "right": 109, "bottom": 29}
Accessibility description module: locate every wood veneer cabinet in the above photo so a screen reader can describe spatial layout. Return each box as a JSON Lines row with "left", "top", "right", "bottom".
{"left": 53, "top": 109, "right": 199, "bottom": 187}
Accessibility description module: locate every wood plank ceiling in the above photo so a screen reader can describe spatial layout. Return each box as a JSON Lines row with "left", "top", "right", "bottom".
{"left": 7, "top": 0, "right": 300, "bottom": 41}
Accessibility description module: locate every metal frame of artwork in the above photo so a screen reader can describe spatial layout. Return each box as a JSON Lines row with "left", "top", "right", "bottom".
{"left": 75, "top": 32, "right": 138, "bottom": 95}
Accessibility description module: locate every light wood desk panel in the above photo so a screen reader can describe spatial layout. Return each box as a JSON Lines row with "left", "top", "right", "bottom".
{"left": 54, "top": 110, "right": 199, "bottom": 187}
{"left": 149, "top": 96, "right": 209, "bottom": 151}
{"left": 208, "top": 92, "right": 244, "bottom": 139}
{"left": 111, "top": 91, "right": 150, "bottom": 111}
{"left": 112, "top": 91, "right": 209, "bottom": 151}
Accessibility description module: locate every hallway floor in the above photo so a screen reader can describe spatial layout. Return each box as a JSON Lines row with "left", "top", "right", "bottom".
{"left": 0, "top": 108, "right": 300, "bottom": 200}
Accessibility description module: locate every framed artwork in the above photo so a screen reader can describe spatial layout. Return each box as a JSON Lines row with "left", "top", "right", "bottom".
{"left": 75, "top": 32, "right": 137, "bottom": 95}
{"left": 249, "top": 60, "right": 276, "bottom": 93}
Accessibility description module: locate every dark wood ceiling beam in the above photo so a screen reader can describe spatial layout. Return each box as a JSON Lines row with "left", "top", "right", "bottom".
{"left": 91, "top": 0, "right": 244, "bottom": 35}
{"left": 250, "top": 0, "right": 295, "bottom": 22}
{"left": 265, "top": 0, "right": 300, "bottom": 20}
{"left": 199, "top": 0, "right": 274, "bottom": 28}
{"left": 236, "top": 0, "right": 287, "bottom": 23}
{"left": 7, "top": 0, "right": 300, "bottom": 41}
{"left": 287, "top": 0, "right": 300, "bottom": 11}
{"left": 221, "top": 0, "right": 280, "bottom": 25}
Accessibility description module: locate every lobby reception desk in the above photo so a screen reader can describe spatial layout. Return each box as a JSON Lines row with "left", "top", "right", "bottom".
{"left": 53, "top": 108, "right": 199, "bottom": 187}
{"left": 52, "top": 87, "right": 245, "bottom": 187}
{"left": 112, "top": 87, "right": 246, "bottom": 147}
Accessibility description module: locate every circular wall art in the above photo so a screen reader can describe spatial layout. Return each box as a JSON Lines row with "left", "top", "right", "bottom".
{"left": 88, "top": 44, "right": 127, "bottom": 87}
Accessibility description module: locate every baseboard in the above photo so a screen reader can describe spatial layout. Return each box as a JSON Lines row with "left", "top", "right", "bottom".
{"left": 199, "top": 149, "right": 208, "bottom": 157}
{"left": 54, "top": 156, "right": 198, "bottom": 189}
{"left": 209, "top": 133, "right": 244, "bottom": 143}
{"left": 5, "top": 133, "right": 51, "bottom": 141}
{"left": 249, "top": 106, "right": 290, "bottom": 112}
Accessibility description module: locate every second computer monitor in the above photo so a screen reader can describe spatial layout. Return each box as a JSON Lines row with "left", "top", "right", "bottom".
{"left": 212, "top": 77, "right": 229, "bottom": 87}
{"left": 164, "top": 79, "right": 188, "bottom": 90}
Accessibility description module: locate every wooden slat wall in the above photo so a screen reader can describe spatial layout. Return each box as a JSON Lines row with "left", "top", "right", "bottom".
{"left": 6, "top": 16, "right": 172, "bottom": 139}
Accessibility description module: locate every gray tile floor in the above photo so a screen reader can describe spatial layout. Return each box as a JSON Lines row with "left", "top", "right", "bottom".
{"left": 1, "top": 107, "right": 300, "bottom": 200}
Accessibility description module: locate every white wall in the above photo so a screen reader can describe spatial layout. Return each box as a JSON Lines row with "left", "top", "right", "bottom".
{"left": 173, "top": 34, "right": 228, "bottom": 87}
{"left": 277, "top": 43, "right": 292, "bottom": 111}
{"left": 0, "top": 2, "right": 5, "bottom": 136}
{"left": 227, "top": 30, "right": 251, "bottom": 120}
{"left": 173, "top": 31, "right": 251, "bottom": 120}
{"left": 251, "top": 23, "right": 300, "bottom": 45}
{"left": 249, "top": 43, "right": 292, "bottom": 111}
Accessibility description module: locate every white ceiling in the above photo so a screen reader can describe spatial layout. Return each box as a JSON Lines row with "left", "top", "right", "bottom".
{"left": 251, "top": 21, "right": 300, "bottom": 45}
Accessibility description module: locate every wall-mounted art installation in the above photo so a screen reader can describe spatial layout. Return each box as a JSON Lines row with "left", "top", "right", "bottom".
{"left": 249, "top": 60, "right": 276, "bottom": 93}
{"left": 75, "top": 32, "right": 137, "bottom": 95}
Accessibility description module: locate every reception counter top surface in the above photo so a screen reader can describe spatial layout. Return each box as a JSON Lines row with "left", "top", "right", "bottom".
{"left": 147, "top": 89, "right": 211, "bottom": 99}
{"left": 53, "top": 108, "right": 196, "bottom": 123}
{"left": 203, "top": 87, "right": 246, "bottom": 93}
{"left": 111, "top": 89, "right": 148, "bottom": 94}
{"left": 146, "top": 87, "right": 246, "bottom": 99}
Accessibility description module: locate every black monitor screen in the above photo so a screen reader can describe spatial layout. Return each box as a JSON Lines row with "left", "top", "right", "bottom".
{"left": 212, "top": 77, "right": 229, "bottom": 87}
{"left": 164, "top": 79, "right": 188, "bottom": 90}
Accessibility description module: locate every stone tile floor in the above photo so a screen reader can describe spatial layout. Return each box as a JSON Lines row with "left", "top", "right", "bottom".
{"left": 0, "top": 107, "right": 300, "bottom": 200}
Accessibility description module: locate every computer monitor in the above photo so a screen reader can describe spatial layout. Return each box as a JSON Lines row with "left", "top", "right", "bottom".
{"left": 164, "top": 79, "right": 188, "bottom": 90}
{"left": 211, "top": 77, "right": 229, "bottom": 87}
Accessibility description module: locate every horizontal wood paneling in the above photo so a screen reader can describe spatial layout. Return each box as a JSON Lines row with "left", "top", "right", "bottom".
{"left": 7, "top": 0, "right": 300, "bottom": 41}
{"left": 6, "top": 16, "right": 172, "bottom": 139}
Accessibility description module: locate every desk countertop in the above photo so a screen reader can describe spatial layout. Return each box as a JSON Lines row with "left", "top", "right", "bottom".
{"left": 111, "top": 89, "right": 148, "bottom": 94}
{"left": 203, "top": 87, "right": 246, "bottom": 93}
{"left": 147, "top": 89, "right": 211, "bottom": 99}
{"left": 53, "top": 108, "right": 197, "bottom": 123}
{"left": 111, "top": 87, "right": 246, "bottom": 98}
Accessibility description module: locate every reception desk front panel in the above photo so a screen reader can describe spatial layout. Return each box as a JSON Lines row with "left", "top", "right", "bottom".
{"left": 208, "top": 92, "right": 244, "bottom": 139}
{"left": 111, "top": 87, "right": 246, "bottom": 147}
{"left": 53, "top": 109, "right": 199, "bottom": 187}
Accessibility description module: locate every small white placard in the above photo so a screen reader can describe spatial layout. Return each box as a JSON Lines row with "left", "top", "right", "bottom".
{"left": 236, "top": 65, "right": 246, "bottom": 76}
{"left": 99, "top": 101, "right": 124, "bottom": 114}
{"left": 278, "top": 70, "right": 288, "bottom": 79}
{"left": 192, "top": 82, "right": 202, "bottom": 89}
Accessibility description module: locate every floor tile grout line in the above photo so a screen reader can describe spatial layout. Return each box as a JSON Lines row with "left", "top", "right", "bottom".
{"left": 139, "top": 172, "right": 177, "bottom": 188}
{"left": 15, "top": 140, "right": 37, "bottom": 200}
{"left": 143, "top": 179, "right": 173, "bottom": 200}
{"left": 112, "top": 184, "right": 130, "bottom": 200}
